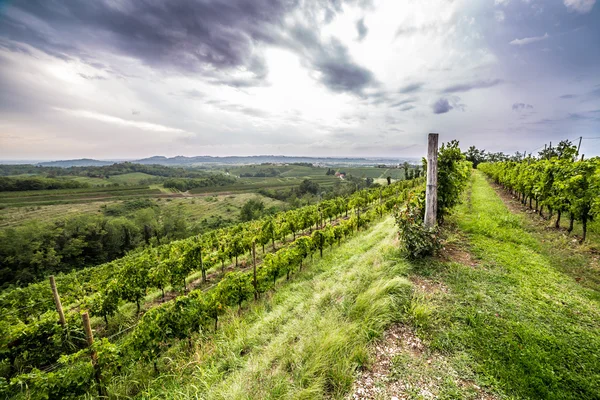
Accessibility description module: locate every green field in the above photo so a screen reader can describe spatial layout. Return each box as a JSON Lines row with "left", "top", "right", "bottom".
{"left": 107, "top": 172, "right": 157, "bottom": 185}
{"left": 339, "top": 166, "right": 406, "bottom": 179}
{"left": 190, "top": 176, "right": 340, "bottom": 194}
{"left": 0, "top": 192, "right": 284, "bottom": 228}
{"left": 0, "top": 186, "right": 163, "bottom": 206}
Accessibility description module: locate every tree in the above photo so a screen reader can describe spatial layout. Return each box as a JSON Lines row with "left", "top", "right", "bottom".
{"left": 298, "top": 179, "right": 320, "bottom": 195}
{"left": 239, "top": 198, "right": 266, "bottom": 222}
{"left": 464, "top": 146, "right": 485, "bottom": 168}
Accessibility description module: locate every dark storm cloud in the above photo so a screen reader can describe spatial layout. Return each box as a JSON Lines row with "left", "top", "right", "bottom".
{"left": 432, "top": 98, "right": 452, "bottom": 114}
{"left": 0, "top": 0, "right": 291, "bottom": 74}
{"left": 512, "top": 103, "right": 534, "bottom": 111}
{"left": 356, "top": 18, "right": 368, "bottom": 41}
{"left": 316, "top": 53, "right": 374, "bottom": 93}
{"left": 287, "top": 25, "right": 375, "bottom": 94}
{"left": 442, "top": 79, "right": 503, "bottom": 94}
{"left": 0, "top": 0, "right": 375, "bottom": 95}
{"left": 398, "top": 82, "right": 424, "bottom": 94}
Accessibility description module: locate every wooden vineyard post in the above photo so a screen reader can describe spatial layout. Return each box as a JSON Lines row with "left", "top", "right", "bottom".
{"left": 49, "top": 275, "right": 66, "bottom": 327}
{"left": 200, "top": 246, "right": 206, "bottom": 282}
{"left": 424, "top": 133, "right": 439, "bottom": 227}
{"left": 252, "top": 241, "right": 258, "bottom": 300}
{"left": 82, "top": 312, "right": 104, "bottom": 396}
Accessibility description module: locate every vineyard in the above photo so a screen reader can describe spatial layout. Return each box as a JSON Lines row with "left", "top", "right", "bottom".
{"left": 0, "top": 175, "right": 426, "bottom": 398}
{"left": 478, "top": 141, "right": 600, "bottom": 242}
{"left": 2, "top": 139, "right": 599, "bottom": 399}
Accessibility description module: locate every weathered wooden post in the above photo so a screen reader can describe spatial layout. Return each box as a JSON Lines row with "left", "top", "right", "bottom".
{"left": 252, "top": 241, "right": 258, "bottom": 300}
{"left": 82, "top": 312, "right": 104, "bottom": 395}
{"left": 424, "top": 133, "right": 439, "bottom": 227}
{"left": 49, "top": 275, "right": 66, "bottom": 327}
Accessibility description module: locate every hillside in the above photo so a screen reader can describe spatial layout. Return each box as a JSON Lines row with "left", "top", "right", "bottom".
{"left": 124, "top": 171, "right": 600, "bottom": 398}
{"left": 2, "top": 153, "right": 599, "bottom": 399}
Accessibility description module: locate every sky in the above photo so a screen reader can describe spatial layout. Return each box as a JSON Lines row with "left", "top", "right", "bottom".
{"left": 0, "top": 0, "right": 599, "bottom": 160}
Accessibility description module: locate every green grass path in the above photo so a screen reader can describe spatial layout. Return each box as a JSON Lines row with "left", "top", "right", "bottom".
{"left": 417, "top": 171, "right": 600, "bottom": 399}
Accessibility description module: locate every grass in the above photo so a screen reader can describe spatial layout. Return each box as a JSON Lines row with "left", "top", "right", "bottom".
{"left": 162, "top": 193, "right": 285, "bottom": 224}
{"left": 0, "top": 193, "right": 283, "bottom": 228}
{"left": 408, "top": 170, "right": 600, "bottom": 399}
{"left": 107, "top": 172, "right": 157, "bottom": 185}
{"left": 0, "top": 201, "right": 109, "bottom": 227}
{"left": 107, "top": 217, "right": 414, "bottom": 399}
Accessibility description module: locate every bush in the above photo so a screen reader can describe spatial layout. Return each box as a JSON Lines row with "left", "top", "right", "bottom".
{"left": 394, "top": 192, "right": 441, "bottom": 259}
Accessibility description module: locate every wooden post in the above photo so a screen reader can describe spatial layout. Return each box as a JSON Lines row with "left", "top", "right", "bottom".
{"left": 82, "top": 312, "right": 104, "bottom": 395}
{"left": 82, "top": 312, "right": 95, "bottom": 352}
{"left": 200, "top": 246, "right": 205, "bottom": 282}
{"left": 577, "top": 136, "right": 582, "bottom": 157}
{"left": 252, "top": 241, "right": 257, "bottom": 300}
{"left": 49, "top": 275, "right": 66, "bottom": 327}
{"left": 424, "top": 133, "right": 439, "bottom": 227}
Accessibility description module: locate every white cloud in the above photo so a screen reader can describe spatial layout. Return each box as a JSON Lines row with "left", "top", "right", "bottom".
{"left": 495, "top": 11, "right": 506, "bottom": 22}
{"left": 563, "top": 0, "right": 596, "bottom": 13}
{"left": 54, "top": 108, "right": 190, "bottom": 135}
{"left": 495, "top": 0, "right": 509, "bottom": 5}
{"left": 509, "top": 32, "right": 549, "bottom": 46}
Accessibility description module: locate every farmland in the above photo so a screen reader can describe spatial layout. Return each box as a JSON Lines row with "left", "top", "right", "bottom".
{"left": 0, "top": 193, "right": 284, "bottom": 228}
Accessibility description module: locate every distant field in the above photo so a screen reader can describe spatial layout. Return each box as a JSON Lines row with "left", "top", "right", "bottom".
{"left": 190, "top": 176, "right": 339, "bottom": 194}
{"left": 69, "top": 176, "right": 108, "bottom": 185}
{"left": 107, "top": 172, "right": 157, "bottom": 185}
{"left": 0, "top": 192, "right": 283, "bottom": 228}
{"left": 339, "top": 167, "right": 405, "bottom": 180}
{"left": 0, "top": 186, "right": 163, "bottom": 207}
{"left": 0, "top": 201, "right": 110, "bottom": 227}
{"left": 161, "top": 193, "right": 284, "bottom": 223}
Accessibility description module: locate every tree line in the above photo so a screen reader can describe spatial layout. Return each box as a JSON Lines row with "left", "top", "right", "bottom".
{"left": 0, "top": 162, "right": 213, "bottom": 179}
{"left": 0, "top": 176, "right": 90, "bottom": 192}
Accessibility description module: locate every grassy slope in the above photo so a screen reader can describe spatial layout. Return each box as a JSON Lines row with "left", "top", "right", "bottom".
{"left": 411, "top": 171, "right": 600, "bottom": 399}
{"left": 119, "top": 217, "right": 413, "bottom": 399}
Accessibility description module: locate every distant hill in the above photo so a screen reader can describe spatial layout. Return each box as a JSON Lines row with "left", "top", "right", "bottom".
{"left": 16, "top": 155, "right": 419, "bottom": 168}
{"left": 133, "top": 155, "right": 415, "bottom": 166}
{"left": 37, "top": 158, "right": 116, "bottom": 167}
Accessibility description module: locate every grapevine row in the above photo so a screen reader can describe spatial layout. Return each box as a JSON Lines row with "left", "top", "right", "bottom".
{"left": 0, "top": 178, "right": 422, "bottom": 389}
{"left": 3, "top": 181, "right": 422, "bottom": 398}
{"left": 479, "top": 144, "right": 599, "bottom": 241}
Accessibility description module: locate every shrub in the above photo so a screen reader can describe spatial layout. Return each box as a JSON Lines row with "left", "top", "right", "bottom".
{"left": 394, "top": 191, "right": 440, "bottom": 259}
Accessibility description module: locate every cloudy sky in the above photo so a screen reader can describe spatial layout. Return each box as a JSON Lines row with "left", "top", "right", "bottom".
{"left": 0, "top": 0, "right": 599, "bottom": 160}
